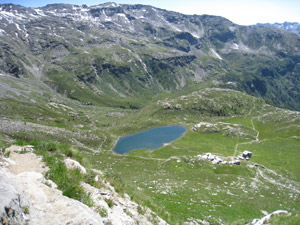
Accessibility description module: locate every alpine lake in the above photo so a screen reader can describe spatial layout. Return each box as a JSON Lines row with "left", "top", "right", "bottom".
{"left": 113, "top": 125, "right": 187, "bottom": 154}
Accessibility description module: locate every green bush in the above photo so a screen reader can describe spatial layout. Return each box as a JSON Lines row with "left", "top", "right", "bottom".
{"left": 137, "top": 205, "right": 145, "bottom": 215}
{"left": 103, "top": 173, "right": 124, "bottom": 194}
{"left": 4, "top": 150, "right": 11, "bottom": 158}
{"left": 31, "top": 140, "right": 58, "bottom": 152}
{"left": 104, "top": 198, "right": 114, "bottom": 208}
{"left": 10, "top": 139, "right": 94, "bottom": 208}
{"left": 84, "top": 170, "right": 97, "bottom": 186}
{"left": 96, "top": 205, "right": 108, "bottom": 217}
{"left": 23, "top": 207, "right": 30, "bottom": 214}
{"left": 45, "top": 161, "right": 95, "bottom": 206}
{"left": 14, "top": 140, "right": 28, "bottom": 146}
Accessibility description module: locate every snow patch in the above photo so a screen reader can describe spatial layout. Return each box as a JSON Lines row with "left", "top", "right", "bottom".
{"left": 210, "top": 49, "right": 223, "bottom": 60}
{"left": 34, "top": 9, "right": 46, "bottom": 17}
{"left": 108, "top": 84, "right": 126, "bottom": 97}
{"left": 0, "top": 11, "right": 16, "bottom": 23}
{"left": 117, "top": 13, "right": 130, "bottom": 23}
{"left": 229, "top": 26, "right": 236, "bottom": 32}
{"left": 110, "top": 3, "right": 118, "bottom": 7}
{"left": 232, "top": 43, "right": 239, "bottom": 50}
{"left": 23, "top": 25, "right": 29, "bottom": 37}
{"left": 0, "top": 29, "right": 6, "bottom": 36}
{"left": 15, "top": 23, "right": 21, "bottom": 31}
{"left": 191, "top": 33, "right": 200, "bottom": 38}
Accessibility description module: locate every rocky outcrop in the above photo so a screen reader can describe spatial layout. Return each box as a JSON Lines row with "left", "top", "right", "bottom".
{"left": 0, "top": 147, "right": 168, "bottom": 225}
{"left": 197, "top": 153, "right": 240, "bottom": 165}
{"left": 16, "top": 172, "right": 104, "bottom": 225}
{"left": 106, "top": 112, "right": 125, "bottom": 117}
{"left": 196, "top": 151, "right": 253, "bottom": 165}
{"left": 1, "top": 151, "right": 104, "bottom": 225}
{"left": 193, "top": 121, "right": 256, "bottom": 139}
{"left": 0, "top": 169, "right": 30, "bottom": 225}
{"left": 251, "top": 210, "right": 290, "bottom": 225}
{"left": 163, "top": 102, "right": 173, "bottom": 109}
{"left": 162, "top": 102, "right": 182, "bottom": 110}
{"left": 64, "top": 158, "right": 87, "bottom": 174}
{"left": 238, "top": 150, "right": 252, "bottom": 161}
{"left": 82, "top": 182, "right": 167, "bottom": 225}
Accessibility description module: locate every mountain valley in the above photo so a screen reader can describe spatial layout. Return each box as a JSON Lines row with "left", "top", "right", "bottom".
{"left": 0, "top": 2, "right": 300, "bottom": 225}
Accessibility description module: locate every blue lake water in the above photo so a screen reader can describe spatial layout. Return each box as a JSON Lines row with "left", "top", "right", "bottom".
{"left": 113, "top": 125, "right": 187, "bottom": 154}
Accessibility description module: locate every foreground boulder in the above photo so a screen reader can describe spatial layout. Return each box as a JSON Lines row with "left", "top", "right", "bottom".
{"left": 1, "top": 151, "right": 104, "bottom": 225}
{"left": 1, "top": 146, "right": 168, "bottom": 225}
{"left": 0, "top": 169, "right": 30, "bottom": 225}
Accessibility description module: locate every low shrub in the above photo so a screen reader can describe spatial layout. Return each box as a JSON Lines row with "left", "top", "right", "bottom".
{"left": 103, "top": 173, "right": 125, "bottom": 194}
{"left": 27, "top": 139, "right": 94, "bottom": 208}
{"left": 104, "top": 198, "right": 114, "bottom": 208}
{"left": 31, "top": 140, "right": 58, "bottom": 152}
{"left": 96, "top": 205, "right": 108, "bottom": 217}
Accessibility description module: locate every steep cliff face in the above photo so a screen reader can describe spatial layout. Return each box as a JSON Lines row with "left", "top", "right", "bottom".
{"left": 0, "top": 3, "right": 300, "bottom": 109}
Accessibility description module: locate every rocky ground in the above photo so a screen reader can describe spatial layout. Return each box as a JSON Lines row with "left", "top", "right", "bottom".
{"left": 0, "top": 145, "right": 167, "bottom": 225}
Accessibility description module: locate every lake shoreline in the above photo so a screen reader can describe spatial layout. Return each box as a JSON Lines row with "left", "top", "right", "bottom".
{"left": 111, "top": 124, "right": 188, "bottom": 155}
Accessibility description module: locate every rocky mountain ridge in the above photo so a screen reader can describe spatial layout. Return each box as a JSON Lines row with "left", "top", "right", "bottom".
{"left": 0, "top": 3, "right": 300, "bottom": 109}
{"left": 257, "top": 22, "right": 300, "bottom": 36}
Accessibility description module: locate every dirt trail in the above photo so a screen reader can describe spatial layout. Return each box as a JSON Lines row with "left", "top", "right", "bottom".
{"left": 233, "top": 117, "right": 260, "bottom": 157}
{"left": 6, "top": 145, "right": 47, "bottom": 175}
{"left": 256, "top": 166, "right": 300, "bottom": 193}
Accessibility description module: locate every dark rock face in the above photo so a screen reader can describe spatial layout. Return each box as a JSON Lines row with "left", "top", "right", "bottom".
{"left": 0, "top": 3, "right": 300, "bottom": 109}
{"left": 175, "top": 32, "right": 198, "bottom": 45}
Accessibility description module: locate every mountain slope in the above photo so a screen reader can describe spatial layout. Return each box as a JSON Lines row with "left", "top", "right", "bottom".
{"left": 1, "top": 84, "right": 300, "bottom": 224}
{"left": 257, "top": 22, "right": 300, "bottom": 36}
{"left": 1, "top": 3, "right": 300, "bottom": 109}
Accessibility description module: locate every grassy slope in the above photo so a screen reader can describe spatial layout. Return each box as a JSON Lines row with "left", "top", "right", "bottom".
{"left": 1, "top": 87, "right": 300, "bottom": 224}
{"left": 85, "top": 89, "right": 300, "bottom": 224}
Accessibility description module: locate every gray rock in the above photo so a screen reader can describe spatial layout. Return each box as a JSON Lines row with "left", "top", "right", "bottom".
{"left": 198, "top": 153, "right": 241, "bottom": 166}
{"left": 251, "top": 210, "right": 289, "bottom": 225}
{"left": 228, "top": 160, "right": 240, "bottom": 165}
{"left": 232, "top": 160, "right": 240, "bottom": 165}
{"left": 106, "top": 112, "right": 125, "bottom": 118}
{"left": 175, "top": 104, "right": 182, "bottom": 110}
{"left": 0, "top": 169, "right": 30, "bottom": 225}
{"left": 254, "top": 164, "right": 265, "bottom": 169}
{"left": 64, "top": 158, "right": 87, "bottom": 174}
{"left": 241, "top": 151, "right": 252, "bottom": 160}
{"left": 163, "top": 102, "right": 173, "bottom": 109}
{"left": 212, "top": 157, "right": 223, "bottom": 164}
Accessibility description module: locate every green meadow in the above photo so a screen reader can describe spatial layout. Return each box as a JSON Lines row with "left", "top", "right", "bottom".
{"left": 1, "top": 88, "right": 300, "bottom": 224}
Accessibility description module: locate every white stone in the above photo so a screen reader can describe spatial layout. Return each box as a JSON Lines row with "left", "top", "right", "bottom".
{"left": 252, "top": 210, "right": 289, "bottom": 225}
{"left": 64, "top": 158, "right": 87, "bottom": 174}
